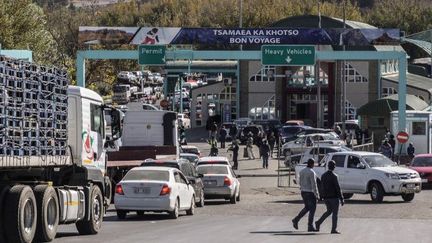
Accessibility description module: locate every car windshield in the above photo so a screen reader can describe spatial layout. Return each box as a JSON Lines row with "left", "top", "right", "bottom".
{"left": 181, "top": 156, "right": 198, "bottom": 163}
{"left": 282, "top": 126, "right": 303, "bottom": 138}
{"left": 363, "top": 155, "right": 396, "bottom": 167}
{"left": 411, "top": 157, "right": 432, "bottom": 167}
{"left": 123, "top": 170, "right": 169, "bottom": 181}
{"left": 197, "top": 166, "right": 228, "bottom": 175}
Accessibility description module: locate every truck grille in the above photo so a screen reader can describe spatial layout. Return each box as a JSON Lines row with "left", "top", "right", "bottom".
{"left": 398, "top": 173, "right": 417, "bottom": 179}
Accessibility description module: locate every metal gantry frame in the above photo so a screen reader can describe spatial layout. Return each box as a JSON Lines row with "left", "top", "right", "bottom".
{"left": 76, "top": 49, "right": 408, "bottom": 142}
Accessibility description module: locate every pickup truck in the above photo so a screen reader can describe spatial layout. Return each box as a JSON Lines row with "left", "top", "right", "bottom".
{"left": 294, "top": 151, "right": 422, "bottom": 202}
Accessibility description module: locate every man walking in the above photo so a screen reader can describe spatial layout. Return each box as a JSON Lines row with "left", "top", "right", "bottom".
{"left": 259, "top": 140, "right": 270, "bottom": 169}
{"left": 229, "top": 140, "right": 239, "bottom": 170}
{"left": 219, "top": 126, "right": 227, "bottom": 149}
{"left": 246, "top": 133, "right": 255, "bottom": 160}
{"left": 315, "top": 160, "right": 344, "bottom": 234}
{"left": 292, "top": 159, "right": 319, "bottom": 232}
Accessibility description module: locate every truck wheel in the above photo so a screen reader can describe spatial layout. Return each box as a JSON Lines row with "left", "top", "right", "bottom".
{"left": 117, "top": 210, "right": 127, "bottom": 219}
{"left": 370, "top": 182, "right": 384, "bottom": 203}
{"left": 76, "top": 185, "right": 103, "bottom": 235}
{"left": 197, "top": 189, "right": 205, "bottom": 207}
{"left": 4, "top": 185, "right": 37, "bottom": 243}
{"left": 402, "top": 193, "right": 415, "bottom": 202}
{"left": 34, "top": 185, "right": 59, "bottom": 242}
{"left": 343, "top": 193, "right": 354, "bottom": 200}
{"left": 0, "top": 185, "right": 10, "bottom": 243}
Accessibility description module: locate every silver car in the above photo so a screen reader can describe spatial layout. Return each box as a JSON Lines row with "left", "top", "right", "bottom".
{"left": 197, "top": 164, "right": 241, "bottom": 204}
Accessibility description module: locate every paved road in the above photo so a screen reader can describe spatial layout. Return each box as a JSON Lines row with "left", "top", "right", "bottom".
{"left": 54, "top": 142, "right": 432, "bottom": 242}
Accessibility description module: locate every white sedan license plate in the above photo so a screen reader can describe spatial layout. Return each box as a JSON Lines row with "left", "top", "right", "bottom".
{"left": 134, "top": 187, "right": 150, "bottom": 194}
{"left": 205, "top": 180, "right": 217, "bottom": 186}
{"left": 421, "top": 179, "right": 428, "bottom": 183}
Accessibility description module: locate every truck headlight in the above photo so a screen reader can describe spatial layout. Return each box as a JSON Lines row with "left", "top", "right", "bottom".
{"left": 385, "top": 173, "right": 400, "bottom": 179}
{"left": 412, "top": 173, "right": 420, "bottom": 178}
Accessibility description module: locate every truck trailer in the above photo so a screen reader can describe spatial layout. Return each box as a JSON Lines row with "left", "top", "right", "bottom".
{"left": 0, "top": 55, "right": 122, "bottom": 242}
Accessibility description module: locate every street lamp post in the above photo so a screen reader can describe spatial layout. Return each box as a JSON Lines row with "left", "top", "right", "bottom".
{"left": 341, "top": 0, "right": 347, "bottom": 136}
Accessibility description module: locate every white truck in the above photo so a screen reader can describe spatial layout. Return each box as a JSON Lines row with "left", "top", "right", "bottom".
{"left": 112, "top": 84, "right": 131, "bottom": 104}
{"left": 0, "top": 56, "right": 122, "bottom": 242}
{"left": 294, "top": 151, "right": 422, "bottom": 202}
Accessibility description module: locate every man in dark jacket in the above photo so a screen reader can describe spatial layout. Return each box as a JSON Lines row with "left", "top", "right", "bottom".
{"left": 230, "top": 140, "right": 240, "bottom": 170}
{"left": 259, "top": 140, "right": 271, "bottom": 169}
{"left": 219, "top": 126, "right": 227, "bottom": 149}
{"left": 315, "top": 160, "right": 344, "bottom": 234}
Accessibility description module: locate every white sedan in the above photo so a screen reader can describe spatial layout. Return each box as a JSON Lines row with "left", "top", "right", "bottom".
{"left": 114, "top": 167, "right": 196, "bottom": 219}
{"left": 197, "top": 164, "right": 240, "bottom": 204}
{"left": 197, "top": 156, "right": 232, "bottom": 167}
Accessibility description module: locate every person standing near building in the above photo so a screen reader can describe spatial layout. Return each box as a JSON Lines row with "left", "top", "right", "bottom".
{"left": 260, "top": 140, "right": 270, "bottom": 169}
{"left": 211, "top": 122, "right": 218, "bottom": 138}
{"left": 315, "top": 160, "right": 344, "bottom": 234}
{"left": 388, "top": 135, "right": 396, "bottom": 159}
{"left": 379, "top": 140, "right": 393, "bottom": 159}
{"left": 407, "top": 143, "right": 415, "bottom": 158}
{"left": 219, "top": 126, "right": 227, "bottom": 149}
{"left": 229, "top": 140, "right": 240, "bottom": 170}
{"left": 292, "top": 159, "right": 319, "bottom": 232}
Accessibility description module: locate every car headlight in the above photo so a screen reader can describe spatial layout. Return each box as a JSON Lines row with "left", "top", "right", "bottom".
{"left": 412, "top": 173, "right": 420, "bottom": 178}
{"left": 385, "top": 173, "right": 400, "bottom": 179}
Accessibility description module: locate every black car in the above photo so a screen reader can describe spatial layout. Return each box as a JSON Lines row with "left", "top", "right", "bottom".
{"left": 141, "top": 159, "right": 205, "bottom": 207}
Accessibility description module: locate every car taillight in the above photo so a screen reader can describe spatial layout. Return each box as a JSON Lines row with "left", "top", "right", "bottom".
{"left": 160, "top": 184, "right": 171, "bottom": 196}
{"left": 224, "top": 177, "right": 232, "bottom": 186}
{"left": 115, "top": 184, "right": 124, "bottom": 195}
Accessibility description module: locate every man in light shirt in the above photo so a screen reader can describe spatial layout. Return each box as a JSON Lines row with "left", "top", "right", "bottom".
{"left": 292, "top": 158, "right": 319, "bottom": 232}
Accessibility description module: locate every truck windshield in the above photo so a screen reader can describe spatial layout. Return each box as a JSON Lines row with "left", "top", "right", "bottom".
{"left": 363, "top": 155, "right": 396, "bottom": 167}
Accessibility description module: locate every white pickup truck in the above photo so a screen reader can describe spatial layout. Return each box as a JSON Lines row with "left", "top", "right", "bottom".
{"left": 294, "top": 151, "right": 422, "bottom": 202}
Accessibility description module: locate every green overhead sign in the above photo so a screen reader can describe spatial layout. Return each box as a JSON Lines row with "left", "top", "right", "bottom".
{"left": 138, "top": 45, "right": 166, "bottom": 65}
{"left": 261, "top": 45, "right": 315, "bottom": 66}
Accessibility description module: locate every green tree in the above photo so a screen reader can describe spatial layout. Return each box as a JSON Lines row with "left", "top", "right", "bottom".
{"left": 0, "top": 0, "right": 58, "bottom": 63}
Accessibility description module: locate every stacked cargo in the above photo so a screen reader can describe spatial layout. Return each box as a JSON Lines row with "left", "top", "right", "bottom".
{"left": 0, "top": 55, "right": 69, "bottom": 163}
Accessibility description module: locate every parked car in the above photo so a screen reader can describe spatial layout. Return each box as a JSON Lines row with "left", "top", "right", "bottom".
{"left": 114, "top": 167, "right": 196, "bottom": 219}
{"left": 296, "top": 127, "right": 335, "bottom": 137}
{"left": 282, "top": 133, "right": 344, "bottom": 157}
{"left": 409, "top": 154, "right": 432, "bottom": 184}
{"left": 334, "top": 120, "right": 360, "bottom": 136}
{"left": 234, "top": 117, "right": 252, "bottom": 129}
{"left": 239, "top": 125, "right": 265, "bottom": 144}
{"left": 140, "top": 159, "right": 205, "bottom": 207}
{"left": 117, "top": 71, "right": 137, "bottom": 82}
{"left": 294, "top": 152, "right": 422, "bottom": 202}
{"left": 180, "top": 153, "right": 200, "bottom": 165}
{"left": 181, "top": 145, "right": 201, "bottom": 157}
{"left": 280, "top": 125, "right": 310, "bottom": 144}
{"left": 286, "top": 145, "right": 351, "bottom": 169}
{"left": 197, "top": 156, "right": 231, "bottom": 167}
{"left": 196, "top": 164, "right": 241, "bottom": 204}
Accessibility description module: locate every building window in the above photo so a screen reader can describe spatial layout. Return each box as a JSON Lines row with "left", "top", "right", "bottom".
{"left": 382, "top": 87, "right": 397, "bottom": 97}
{"left": 249, "top": 66, "right": 275, "bottom": 82}
{"left": 343, "top": 63, "right": 368, "bottom": 83}
{"left": 286, "top": 66, "right": 329, "bottom": 87}
{"left": 412, "top": 122, "right": 426, "bottom": 135}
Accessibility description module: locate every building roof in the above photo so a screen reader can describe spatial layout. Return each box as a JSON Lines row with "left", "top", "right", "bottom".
{"left": 382, "top": 73, "right": 432, "bottom": 94}
{"left": 357, "top": 94, "right": 429, "bottom": 116}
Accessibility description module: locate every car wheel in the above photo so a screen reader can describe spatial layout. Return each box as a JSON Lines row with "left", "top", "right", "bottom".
{"left": 169, "top": 198, "right": 180, "bottom": 219}
{"left": 186, "top": 196, "right": 195, "bottom": 216}
{"left": 117, "top": 210, "right": 127, "bottom": 220}
{"left": 236, "top": 190, "right": 241, "bottom": 202}
{"left": 343, "top": 193, "right": 354, "bottom": 200}
{"left": 370, "top": 182, "right": 384, "bottom": 203}
{"left": 197, "top": 190, "right": 205, "bottom": 207}
{"left": 401, "top": 193, "right": 415, "bottom": 202}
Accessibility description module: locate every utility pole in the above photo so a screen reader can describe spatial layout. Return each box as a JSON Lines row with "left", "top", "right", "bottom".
{"left": 239, "top": 0, "right": 243, "bottom": 51}
{"left": 316, "top": 0, "right": 322, "bottom": 128}
{"left": 341, "top": 0, "right": 347, "bottom": 136}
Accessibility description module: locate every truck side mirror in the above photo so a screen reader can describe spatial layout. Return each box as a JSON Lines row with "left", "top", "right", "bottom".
{"left": 110, "top": 109, "right": 123, "bottom": 140}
